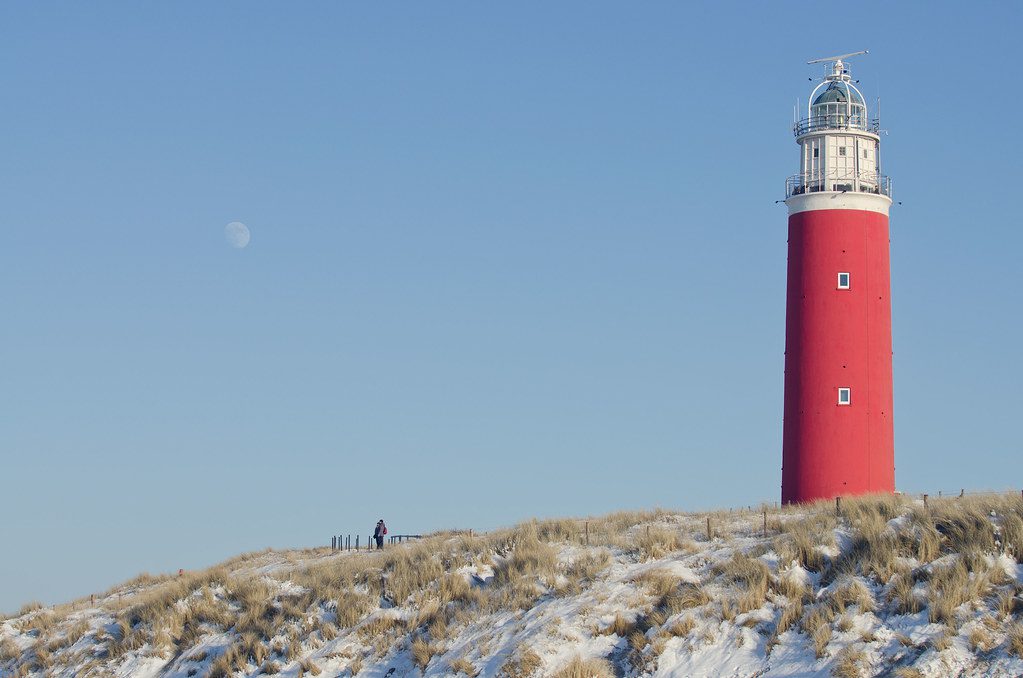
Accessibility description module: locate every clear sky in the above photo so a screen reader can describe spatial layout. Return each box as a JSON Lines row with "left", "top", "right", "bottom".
{"left": 2, "top": 1, "right": 1021, "bottom": 612}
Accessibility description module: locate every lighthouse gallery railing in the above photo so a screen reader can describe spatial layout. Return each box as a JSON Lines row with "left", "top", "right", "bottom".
{"left": 785, "top": 172, "right": 892, "bottom": 199}
{"left": 793, "top": 116, "right": 880, "bottom": 137}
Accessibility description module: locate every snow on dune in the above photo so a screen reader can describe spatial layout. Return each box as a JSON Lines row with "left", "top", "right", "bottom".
{"left": 4, "top": 498, "right": 1023, "bottom": 677}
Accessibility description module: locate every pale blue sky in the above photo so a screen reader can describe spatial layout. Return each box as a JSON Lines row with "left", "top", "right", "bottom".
{"left": 2, "top": 2, "right": 1020, "bottom": 612}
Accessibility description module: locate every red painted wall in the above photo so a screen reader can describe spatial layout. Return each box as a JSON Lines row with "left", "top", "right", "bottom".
{"left": 782, "top": 208, "right": 895, "bottom": 504}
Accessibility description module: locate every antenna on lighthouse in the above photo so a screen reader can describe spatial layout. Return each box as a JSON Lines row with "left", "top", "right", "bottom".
{"left": 807, "top": 50, "right": 869, "bottom": 80}
{"left": 806, "top": 50, "right": 868, "bottom": 65}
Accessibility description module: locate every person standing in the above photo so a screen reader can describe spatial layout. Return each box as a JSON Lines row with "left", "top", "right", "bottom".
{"left": 374, "top": 519, "right": 387, "bottom": 549}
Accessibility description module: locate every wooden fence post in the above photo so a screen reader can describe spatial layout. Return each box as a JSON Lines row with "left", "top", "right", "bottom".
{"left": 923, "top": 494, "right": 928, "bottom": 509}
{"left": 585, "top": 521, "right": 589, "bottom": 546}
{"left": 356, "top": 535, "right": 359, "bottom": 550}
{"left": 706, "top": 517, "right": 712, "bottom": 541}
{"left": 835, "top": 496, "right": 842, "bottom": 516}
{"left": 762, "top": 510, "right": 767, "bottom": 538}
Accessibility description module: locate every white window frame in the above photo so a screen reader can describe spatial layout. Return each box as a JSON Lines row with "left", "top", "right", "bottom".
{"left": 838, "top": 387, "right": 851, "bottom": 405}
{"left": 837, "top": 272, "right": 851, "bottom": 289}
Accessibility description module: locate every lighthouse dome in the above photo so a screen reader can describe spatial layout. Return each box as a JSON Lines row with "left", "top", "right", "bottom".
{"left": 808, "top": 79, "right": 868, "bottom": 131}
{"left": 812, "top": 81, "right": 865, "bottom": 106}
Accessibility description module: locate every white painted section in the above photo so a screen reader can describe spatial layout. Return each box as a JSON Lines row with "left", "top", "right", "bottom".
{"left": 786, "top": 191, "right": 891, "bottom": 215}
{"left": 795, "top": 130, "right": 880, "bottom": 194}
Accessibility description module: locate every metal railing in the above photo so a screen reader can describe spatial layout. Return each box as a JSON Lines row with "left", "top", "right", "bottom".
{"left": 794, "top": 115, "right": 880, "bottom": 137}
{"left": 785, "top": 172, "right": 892, "bottom": 199}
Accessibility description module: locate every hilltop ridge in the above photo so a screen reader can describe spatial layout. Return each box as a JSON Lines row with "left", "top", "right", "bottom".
{"left": 3, "top": 494, "right": 1023, "bottom": 677}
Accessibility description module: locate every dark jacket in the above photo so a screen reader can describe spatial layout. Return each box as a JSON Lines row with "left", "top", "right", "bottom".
{"left": 374, "top": 522, "right": 387, "bottom": 538}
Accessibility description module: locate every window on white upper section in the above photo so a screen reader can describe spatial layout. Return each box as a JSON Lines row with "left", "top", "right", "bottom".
{"left": 837, "top": 272, "right": 851, "bottom": 289}
{"left": 813, "top": 148, "right": 819, "bottom": 158}
{"left": 839, "top": 147, "right": 847, "bottom": 156}
{"left": 838, "top": 388, "right": 851, "bottom": 405}
{"left": 863, "top": 149, "right": 868, "bottom": 158}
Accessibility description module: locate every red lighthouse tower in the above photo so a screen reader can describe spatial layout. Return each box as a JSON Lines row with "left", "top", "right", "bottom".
{"left": 781, "top": 52, "right": 895, "bottom": 504}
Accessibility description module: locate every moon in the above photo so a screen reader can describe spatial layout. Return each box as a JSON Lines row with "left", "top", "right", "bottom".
{"left": 225, "top": 221, "right": 251, "bottom": 249}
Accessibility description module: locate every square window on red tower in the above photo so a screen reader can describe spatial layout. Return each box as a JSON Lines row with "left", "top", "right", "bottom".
{"left": 838, "top": 388, "right": 851, "bottom": 405}
{"left": 837, "top": 272, "right": 851, "bottom": 289}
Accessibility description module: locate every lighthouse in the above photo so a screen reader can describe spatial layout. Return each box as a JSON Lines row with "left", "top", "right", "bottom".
{"left": 781, "top": 52, "right": 895, "bottom": 504}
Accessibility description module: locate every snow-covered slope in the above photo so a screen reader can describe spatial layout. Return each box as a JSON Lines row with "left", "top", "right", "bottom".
{"left": 3, "top": 495, "right": 1023, "bottom": 677}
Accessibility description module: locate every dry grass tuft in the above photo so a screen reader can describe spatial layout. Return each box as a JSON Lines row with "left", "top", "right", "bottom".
{"left": 1007, "top": 624, "right": 1023, "bottom": 657}
{"left": 801, "top": 605, "right": 833, "bottom": 658}
{"left": 634, "top": 526, "right": 685, "bottom": 559}
{"left": 927, "top": 559, "right": 988, "bottom": 626}
{"left": 893, "top": 669, "right": 924, "bottom": 678}
{"left": 663, "top": 583, "right": 710, "bottom": 614}
{"left": 631, "top": 569, "right": 678, "bottom": 599}
{"left": 717, "top": 553, "right": 770, "bottom": 613}
{"left": 776, "top": 599, "right": 803, "bottom": 636}
{"left": 930, "top": 632, "right": 953, "bottom": 652}
{"left": 334, "top": 591, "right": 373, "bottom": 629}
{"left": 64, "top": 620, "right": 90, "bottom": 647}
{"left": 830, "top": 646, "right": 866, "bottom": 677}
{"left": 438, "top": 573, "right": 484, "bottom": 607}
{"left": 448, "top": 656, "right": 479, "bottom": 676}
{"left": 968, "top": 625, "right": 993, "bottom": 652}
{"left": 601, "top": 613, "right": 635, "bottom": 638}
{"left": 208, "top": 644, "right": 246, "bottom": 678}
{"left": 299, "top": 658, "right": 322, "bottom": 675}
{"left": 1000, "top": 511, "right": 1023, "bottom": 562}
{"left": 17, "top": 602, "right": 43, "bottom": 616}
{"left": 552, "top": 655, "right": 615, "bottom": 678}
{"left": 887, "top": 572, "right": 923, "bottom": 615}
{"left": 565, "top": 550, "right": 611, "bottom": 586}
{"left": 500, "top": 647, "right": 543, "bottom": 678}
{"left": 1, "top": 638, "right": 21, "bottom": 662}
{"left": 776, "top": 513, "right": 836, "bottom": 572}
{"left": 827, "top": 577, "right": 875, "bottom": 614}
{"left": 491, "top": 523, "right": 558, "bottom": 609}
{"left": 666, "top": 616, "right": 696, "bottom": 637}
{"left": 410, "top": 636, "right": 440, "bottom": 671}
{"left": 774, "top": 568, "right": 811, "bottom": 603}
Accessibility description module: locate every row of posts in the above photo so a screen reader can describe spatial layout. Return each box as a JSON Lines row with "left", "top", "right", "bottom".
{"left": 330, "top": 535, "right": 375, "bottom": 552}
{"left": 329, "top": 534, "right": 428, "bottom": 551}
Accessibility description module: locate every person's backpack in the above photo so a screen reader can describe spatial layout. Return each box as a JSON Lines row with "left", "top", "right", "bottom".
{"left": 383, "top": 524, "right": 388, "bottom": 535}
